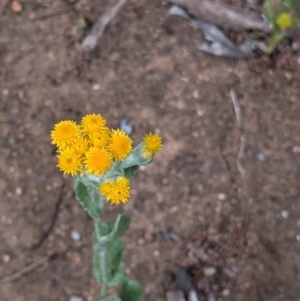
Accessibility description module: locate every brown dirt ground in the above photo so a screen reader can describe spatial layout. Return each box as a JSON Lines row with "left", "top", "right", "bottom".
{"left": 1, "top": 0, "right": 300, "bottom": 301}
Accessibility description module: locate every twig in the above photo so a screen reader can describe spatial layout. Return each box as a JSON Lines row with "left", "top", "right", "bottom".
{"left": 31, "top": 6, "right": 74, "bottom": 21}
{"left": 230, "top": 89, "right": 241, "bottom": 128}
{"left": 0, "top": 253, "right": 55, "bottom": 285}
{"left": 236, "top": 135, "right": 246, "bottom": 178}
{"left": 230, "top": 89, "right": 246, "bottom": 178}
{"left": 77, "top": 0, "right": 126, "bottom": 52}
{"left": 31, "top": 182, "right": 65, "bottom": 250}
{"left": 131, "top": 206, "right": 209, "bottom": 262}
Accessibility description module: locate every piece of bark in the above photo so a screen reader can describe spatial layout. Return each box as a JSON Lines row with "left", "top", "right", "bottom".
{"left": 170, "top": 5, "right": 259, "bottom": 59}
{"left": 168, "top": 0, "right": 271, "bottom": 32}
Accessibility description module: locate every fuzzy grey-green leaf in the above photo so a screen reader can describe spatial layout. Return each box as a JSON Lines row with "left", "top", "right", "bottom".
{"left": 124, "top": 165, "right": 139, "bottom": 179}
{"left": 75, "top": 180, "right": 101, "bottom": 219}
{"left": 99, "top": 215, "right": 130, "bottom": 244}
{"left": 120, "top": 278, "right": 143, "bottom": 301}
{"left": 107, "top": 238, "right": 124, "bottom": 284}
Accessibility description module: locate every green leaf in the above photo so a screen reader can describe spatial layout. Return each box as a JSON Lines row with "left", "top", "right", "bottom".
{"left": 93, "top": 222, "right": 125, "bottom": 285}
{"left": 99, "top": 215, "right": 131, "bottom": 244}
{"left": 74, "top": 180, "right": 101, "bottom": 219}
{"left": 93, "top": 237, "right": 124, "bottom": 284}
{"left": 120, "top": 278, "right": 143, "bottom": 301}
{"left": 124, "top": 165, "right": 139, "bottom": 179}
{"left": 107, "top": 238, "right": 124, "bottom": 284}
{"left": 108, "top": 262, "right": 124, "bottom": 286}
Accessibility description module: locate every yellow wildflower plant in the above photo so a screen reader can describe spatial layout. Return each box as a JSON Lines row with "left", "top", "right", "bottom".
{"left": 51, "top": 113, "right": 162, "bottom": 206}
{"left": 276, "top": 12, "right": 292, "bottom": 30}
{"left": 142, "top": 133, "right": 162, "bottom": 158}
{"left": 57, "top": 148, "right": 83, "bottom": 175}
{"left": 100, "top": 177, "right": 130, "bottom": 205}
{"left": 108, "top": 129, "right": 133, "bottom": 161}
{"left": 51, "top": 120, "right": 80, "bottom": 149}
{"left": 85, "top": 147, "right": 112, "bottom": 175}
{"left": 81, "top": 113, "right": 107, "bottom": 135}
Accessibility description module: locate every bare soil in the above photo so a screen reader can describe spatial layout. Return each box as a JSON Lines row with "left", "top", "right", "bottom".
{"left": 1, "top": 1, "right": 300, "bottom": 301}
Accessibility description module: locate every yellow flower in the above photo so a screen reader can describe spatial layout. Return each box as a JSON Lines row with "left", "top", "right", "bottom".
{"left": 99, "top": 180, "right": 113, "bottom": 196}
{"left": 276, "top": 12, "right": 292, "bottom": 30}
{"left": 85, "top": 147, "right": 112, "bottom": 175}
{"left": 108, "top": 129, "right": 133, "bottom": 161}
{"left": 142, "top": 133, "right": 162, "bottom": 158}
{"left": 57, "top": 148, "right": 82, "bottom": 176}
{"left": 81, "top": 114, "right": 107, "bottom": 135}
{"left": 71, "top": 137, "right": 90, "bottom": 155}
{"left": 100, "top": 177, "right": 130, "bottom": 204}
{"left": 89, "top": 129, "right": 111, "bottom": 148}
{"left": 51, "top": 120, "right": 80, "bottom": 149}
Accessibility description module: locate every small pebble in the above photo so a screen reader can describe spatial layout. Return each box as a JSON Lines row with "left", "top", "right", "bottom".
{"left": 71, "top": 230, "right": 81, "bottom": 241}
{"left": 203, "top": 267, "right": 216, "bottom": 277}
{"left": 92, "top": 84, "right": 100, "bottom": 90}
{"left": 296, "top": 235, "right": 300, "bottom": 242}
{"left": 11, "top": 0, "right": 22, "bottom": 12}
{"left": 257, "top": 153, "right": 265, "bottom": 162}
{"left": 293, "top": 146, "right": 300, "bottom": 153}
{"left": 69, "top": 296, "right": 84, "bottom": 301}
{"left": 221, "top": 289, "right": 231, "bottom": 297}
{"left": 281, "top": 210, "right": 289, "bottom": 219}
{"left": 3, "top": 254, "right": 11, "bottom": 263}
{"left": 120, "top": 118, "right": 133, "bottom": 135}
{"left": 193, "top": 90, "right": 199, "bottom": 98}
{"left": 217, "top": 193, "right": 226, "bottom": 201}
{"left": 153, "top": 250, "right": 160, "bottom": 257}
{"left": 15, "top": 187, "right": 22, "bottom": 196}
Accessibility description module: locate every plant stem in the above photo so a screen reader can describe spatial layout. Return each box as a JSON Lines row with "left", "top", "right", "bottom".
{"left": 99, "top": 250, "right": 108, "bottom": 299}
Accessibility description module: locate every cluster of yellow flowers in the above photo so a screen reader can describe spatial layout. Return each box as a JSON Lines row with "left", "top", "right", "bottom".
{"left": 51, "top": 113, "right": 162, "bottom": 204}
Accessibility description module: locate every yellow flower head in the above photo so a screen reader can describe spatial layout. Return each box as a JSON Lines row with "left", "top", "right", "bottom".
{"left": 142, "top": 133, "right": 162, "bottom": 158}
{"left": 89, "top": 129, "right": 111, "bottom": 148}
{"left": 57, "top": 148, "right": 82, "bottom": 176}
{"left": 276, "top": 12, "right": 292, "bottom": 30}
{"left": 71, "top": 137, "right": 90, "bottom": 156}
{"left": 85, "top": 147, "right": 112, "bottom": 175}
{"left": 108, "top": 129, "right": 133, "bottom": 161}
{"left": 99, "top": 180, "right": 113, "bottom": 196}
{"left": 51, "top": 120, "right": 80, "bottom": 149}
{"left": 100, "top": 177, "right": 130, "bottom": 205}
{"left": 81, "top": 114, "right": 107, "bottom": 135}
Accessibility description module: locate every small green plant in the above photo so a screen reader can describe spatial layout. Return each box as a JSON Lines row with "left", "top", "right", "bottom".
{"left": 51, "top": 114, "right": 162, "bottom": 301}
{"left": 265, "top": 0, "right": 300, "bottom": 53}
